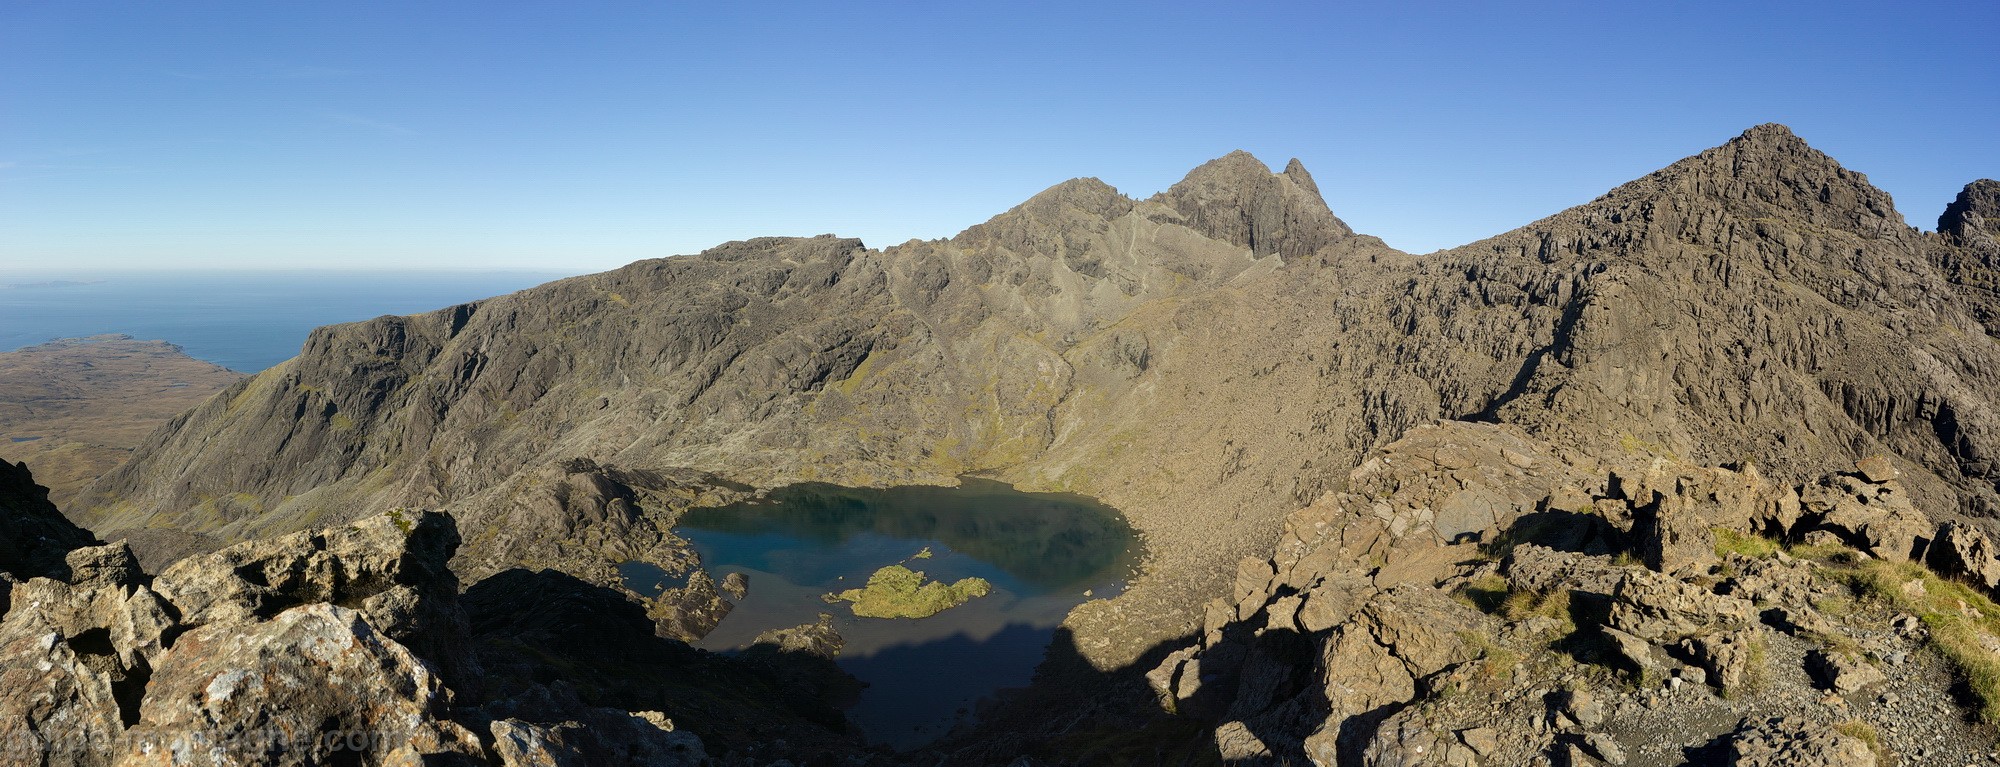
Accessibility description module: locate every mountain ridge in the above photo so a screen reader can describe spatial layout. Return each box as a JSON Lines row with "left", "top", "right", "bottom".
{"left": 66, "top": 124, "right": 2000, "bottom": 673}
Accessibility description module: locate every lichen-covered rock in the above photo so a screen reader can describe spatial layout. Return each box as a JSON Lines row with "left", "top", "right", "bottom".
{"left": 1721, "top": 716, "right": 1877, "bottom": 766}
{"left": 1608, "top": 569, "right": 1757, "bottom": 641}
{"left": 118, "top": 603, "right": 483, "bottom": 767}
{"left": 0, "top": 605, "right": 129, "bottom": 767}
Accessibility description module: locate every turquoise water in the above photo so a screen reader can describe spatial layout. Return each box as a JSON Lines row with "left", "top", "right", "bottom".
{"left": 627, "top": 480, "right": 1143, "bottom": 750}
{"left": 0, "top": 270, "right": 571, "bottom": 372}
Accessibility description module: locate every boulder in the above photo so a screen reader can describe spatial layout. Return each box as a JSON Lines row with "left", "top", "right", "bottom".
{"left": 1607, "top": 569, "right": 1757, "bottom": 641}
{"left": 149, "top": 509, "right": 473, "bottom": 686}
{"left": 1928, "top": 521, "right": 2000, "bottom": 591}
{"left": 1632, "top": 488, "right": 1718, "bottom": 575}
{"left": 720, "top": 571, "right": 749, "bottom": 601}
{"left": 117, "top": 604, "right": 484, "bottom": 766}
{"left": 1552, "top": 687, "right": 1606, "bottom": 728}
{"left": 1679, "top": 630, "right": 1760, "bottom": 695}
{"left": 1721, "top": 716, "right": 1877, "bottom": 766}
{"left": 1806, "top": 649, "right": 1886, "bottom": 694}
{"left": 1797, "top": 473, "right": 1929, "bottom": 561}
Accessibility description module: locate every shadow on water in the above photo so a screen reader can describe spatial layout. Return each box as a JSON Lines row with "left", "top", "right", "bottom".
{"left": 836, "top": 623, "right": 1055, "bottom": 749}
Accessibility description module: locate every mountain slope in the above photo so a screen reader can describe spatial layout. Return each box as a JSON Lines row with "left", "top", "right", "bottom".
{"left": 71, "top": 125, "right": 2000, "bottom": 668}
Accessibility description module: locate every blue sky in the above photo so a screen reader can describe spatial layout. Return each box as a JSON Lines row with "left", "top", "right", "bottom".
{"left": 2, "top": 1, "right": 1995, "bottom": 272}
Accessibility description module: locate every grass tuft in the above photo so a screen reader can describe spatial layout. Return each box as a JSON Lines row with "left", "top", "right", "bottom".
{"left": 1829, "top": 555, "right": 2000, "bottom": 724}
{"left": 1714, "top": 527, "right": 1781, "bottom": 559}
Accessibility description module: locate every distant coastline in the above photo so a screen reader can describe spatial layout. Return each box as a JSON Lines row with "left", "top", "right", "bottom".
{"left": 0, "top": 270, "right": 572, "bottom": 372}
{"left": 0, "top": 279, "right": 105, "bottom": 290}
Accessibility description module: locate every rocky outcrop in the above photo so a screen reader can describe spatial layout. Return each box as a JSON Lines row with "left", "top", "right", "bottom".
{"left": 1156, "top": 421, "right": 2000, "bottom": 765}
{"left": 152, "top": 509, "right": 476, "bottom": 689}
{"left": 118, "top": 604, "right": 485, "bottom": 766}
{"left": 0, "top": 460, "right": 99, "bottom": 581}
{"left": 1721, "top": 717, "right": 1878, "bottom": 767}
{"left": 488, "top": 710, "right": 704, "bottom": 767}
{"left": 0, "top": 503, "right": 918, "bottom": 766}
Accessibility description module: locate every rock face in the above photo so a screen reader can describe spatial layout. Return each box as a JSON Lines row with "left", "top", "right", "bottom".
{"left": 0, "top": 460, "right": 100, "bottom": 580}
{"left": 74, "top": 125, "right": 2000, "bottom": 673}
{"left": 1151, "top": 423, "right": 1999, "bottom": 766}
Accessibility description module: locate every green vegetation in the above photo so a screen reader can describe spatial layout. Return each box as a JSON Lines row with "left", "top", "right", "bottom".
{"left": 1833, "top": 719, "right": 1886, "bottom": 759}
{"left": 1829, "top": 556, "right": 2000, "bottom": 724}
{"left": 825, "top": 564, "right": 992, "bottom": 619}
{"left": 1713, "top": 527, "right": 1781, "bottom": 559}
{"left": 1456, "top": 574, "right": 1576, "bottom": 635}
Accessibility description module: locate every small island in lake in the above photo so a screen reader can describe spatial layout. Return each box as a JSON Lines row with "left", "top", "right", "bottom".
{"left": 825, "top": 564, "right": 991, "bottom": 619}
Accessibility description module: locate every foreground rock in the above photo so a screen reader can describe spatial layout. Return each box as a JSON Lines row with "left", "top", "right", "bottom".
{"left": 0, "top": 461, "right": 882, "bottom": 766}
{"left": 1153, "top": 423, "right": 2000, "bottom": 766}
{"left": 120, "top": 604, "right": 485, "bottom": 766}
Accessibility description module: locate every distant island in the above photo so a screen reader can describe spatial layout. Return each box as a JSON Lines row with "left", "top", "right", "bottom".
{"left": 0, "top": 279, "right": 103, "bottom": 290}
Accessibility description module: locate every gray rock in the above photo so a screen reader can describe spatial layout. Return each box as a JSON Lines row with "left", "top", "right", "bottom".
{"left": 749, "top": 612, "right": 842, "bottom": 659}
{"left": 1928, "top": 521, "right": 2000, "bottom": 590}
{"left": 1607, "top": 569, "right": 1757, "bottom": 641}
{"left": 118, "top": 604, "right": 484, "bottom": 766}
{"left": 1807, "top": 649, "right": 1887, "bottom": 694}
{"left": 1722, "top": 716, "right": 1877, "bottom": 766}
{"left": 1680, "top": 630, "right": 1760, "bottom": 695}
{"left": 720, "top": 571, "right": 749, "bottom": 600}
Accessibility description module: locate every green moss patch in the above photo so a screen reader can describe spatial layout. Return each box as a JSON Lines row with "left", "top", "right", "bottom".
{"left": 825, "top": 564, "right": 991, "bottom": 619}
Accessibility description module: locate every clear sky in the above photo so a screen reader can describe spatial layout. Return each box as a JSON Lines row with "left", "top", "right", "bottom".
{"left": 3, "top": 1, "right": 1995, "bottom": 273}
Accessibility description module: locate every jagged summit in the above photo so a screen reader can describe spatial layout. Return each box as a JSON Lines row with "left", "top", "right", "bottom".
{"left": 1941, "top": 178, "right": 2000, "bottom": 237}
{"left": 1660, "top": 122, "right": 1905, "bottom": 232}
{"left": 952, "top": 176, "right": 1134, "bottom": 254}
{"left": 1149, "top": 150, "right": 1352, "bottom": 259}
{"left": 1732, "top": 121, "right": 1805, "bottom": 146}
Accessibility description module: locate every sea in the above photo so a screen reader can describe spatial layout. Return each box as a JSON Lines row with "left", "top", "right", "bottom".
{"left": 0, "top": 270, "right": 577, "bottom": 372}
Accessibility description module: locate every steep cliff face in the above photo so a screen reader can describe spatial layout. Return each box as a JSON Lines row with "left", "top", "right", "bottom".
{"left": 1398, "top": 126, "right": 2000, "bottom": 516}
{"left": 71, "top": 126, "right": 2000, "bottom": 668}
{"left": 0, "top": 460, "right": 99, "bottom": 582}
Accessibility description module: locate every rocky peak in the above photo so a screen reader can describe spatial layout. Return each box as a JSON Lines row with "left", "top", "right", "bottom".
{"left": 951, "top": 177, "right": 1135, "bottom": 256}
{"left": 1649, "top": 122, "right": 1905, "bottom": 235}
{"left": 1151, "top": 150, "right": 1353, "bottom": 259}
{"left": 1941, "top": 179, "right": 2000, "bottom": 239}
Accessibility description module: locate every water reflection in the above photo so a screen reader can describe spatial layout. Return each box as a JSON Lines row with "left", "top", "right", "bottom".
{"left": 627, "top": 479, "right": 1142, "bottom": 750}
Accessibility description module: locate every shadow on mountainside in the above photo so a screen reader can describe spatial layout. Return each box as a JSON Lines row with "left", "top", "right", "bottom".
{"left": 460, "top": 568, "right": 873, "bottom": 760}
